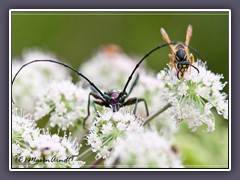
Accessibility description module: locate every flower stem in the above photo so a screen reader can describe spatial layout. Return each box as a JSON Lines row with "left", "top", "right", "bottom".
{"left": 143, "top": 103, "right": 171, "bottom": 126}
{"left": 78, "top": 148, "right": 93, "bottom": 160}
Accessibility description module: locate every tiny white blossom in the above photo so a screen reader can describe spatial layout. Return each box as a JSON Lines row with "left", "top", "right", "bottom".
{"left": 12, "top": 143, "right": 23, "bottom": 157}
{"left": 101, "top": 123, "right": 113, "bottom": 135}
{"left": 96, "top": 146, "right": 111, "bottom": 160}
{"left": 177, "top": 82, "right": 189, "bottom": 96}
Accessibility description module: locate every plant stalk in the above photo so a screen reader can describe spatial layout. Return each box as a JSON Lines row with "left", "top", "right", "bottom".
{"left": 143, "top": 103, "right": 171, "bottom": 126}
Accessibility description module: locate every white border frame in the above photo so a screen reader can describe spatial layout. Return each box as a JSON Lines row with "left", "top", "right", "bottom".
{"left": 9, "top": 9, "right": 231, "bottom": 171}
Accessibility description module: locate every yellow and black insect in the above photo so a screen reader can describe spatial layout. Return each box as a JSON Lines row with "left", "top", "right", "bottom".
{"left": 160, "top": 25, "right": 200, "bottom": 79}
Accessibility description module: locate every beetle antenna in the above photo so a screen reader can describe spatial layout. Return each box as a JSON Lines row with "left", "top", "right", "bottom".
{"left": 12, "top": 59, "right": 105, "bottom": 98}
{"left": 118, "top": 42, "right": 178, "bottom": 99}
{"left": 187, "top": 45, "right": 205, "bottom": 61}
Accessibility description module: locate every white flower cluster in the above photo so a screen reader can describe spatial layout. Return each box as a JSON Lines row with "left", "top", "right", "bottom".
{"left": 12, "top": 49, "right": 70, "bottom": 112}
{"left": 34, "top": 80, "right": 90, "bottom": 130}
{"left": 86, "top": 108, "right": 144, "bottom": 160}
{"left": 12, "top": 108, "right": 38, "bottom": 145}
{"left": 12, "top": 108, "right": 85, "bottom": 168}
{"left": 157, "top": 60, "right": 228, "bottom": 131}
{"left": 11, "top": 45, "right": 228, "bottom": 169}
{"left": 105, "top": 130, "right": 183, "bottom": 168}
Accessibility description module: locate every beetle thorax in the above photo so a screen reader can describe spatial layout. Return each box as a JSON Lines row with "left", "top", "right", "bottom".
{"left": 104, "top": 89, "right": 122, "bottom": 112}
{"left": 110, "top": 91, "right": 119, "bottom": 103}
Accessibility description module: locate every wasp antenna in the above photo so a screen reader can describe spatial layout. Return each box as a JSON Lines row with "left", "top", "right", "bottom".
{"left": 189, "top": 64, "right": 200, "bottom": 73}
{"left": 176, "top": 69, "right": 181, "bottom": 80}
{"left": 12, "top": 59, "right": 105, "bottom": 98}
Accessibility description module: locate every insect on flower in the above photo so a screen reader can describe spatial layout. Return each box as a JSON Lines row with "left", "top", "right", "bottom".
{"left": 12, "top": 50, "right": 156, "bottom": 129}
{"left": 160, "top": 25, "right": 202, "bottom": 79}
{"left": 12, "top": 26, "right": 204, "bottom": 128}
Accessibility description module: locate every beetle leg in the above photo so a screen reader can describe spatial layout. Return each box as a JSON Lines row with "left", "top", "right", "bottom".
{"left": 187, "top": 53, "right": 195, "bottom": 74}
{"left": 93, "top": 99, "right": 106, "bottom": 116}
{"left": 83, "top": 92, "right": 105, "bottom": 129}
{"left": 124, "top": 97, "right": 149, "bottom": 117}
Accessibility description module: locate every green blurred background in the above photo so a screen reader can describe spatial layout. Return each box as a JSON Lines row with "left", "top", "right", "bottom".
{"left": 11, "top": 10, "right": 229, "bottom": 168}
{"left": 11, "top": 11, "right": 229, "bottom": 86}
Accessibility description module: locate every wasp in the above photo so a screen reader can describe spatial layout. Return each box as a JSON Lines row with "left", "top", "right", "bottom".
{"left": 160, "top": 25, "right": 200, "bottom": 79}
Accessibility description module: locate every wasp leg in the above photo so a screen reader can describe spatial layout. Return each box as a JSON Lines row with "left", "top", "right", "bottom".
{"left": 181, "top": 71, "right": 185, "bottom": 78}
{"left": 189, "top": 53, "right": 195, "bottom": 64}
{"left": 187, "top": 53, "right": 195, "bottom": 74}
{"left": 168, "top": 53, "right": 178, "bottom": 73}
{"left": 83, "top": 92, "right": 105, "bottom": 129}
{"left": 123, "top": 97, "right": 149, "bottom": 117}
{"left": 169, "top": 54, "right": 179, "bottom": 77}
{"left": 181, "top": 66, "right": 186, "bottom": 78}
